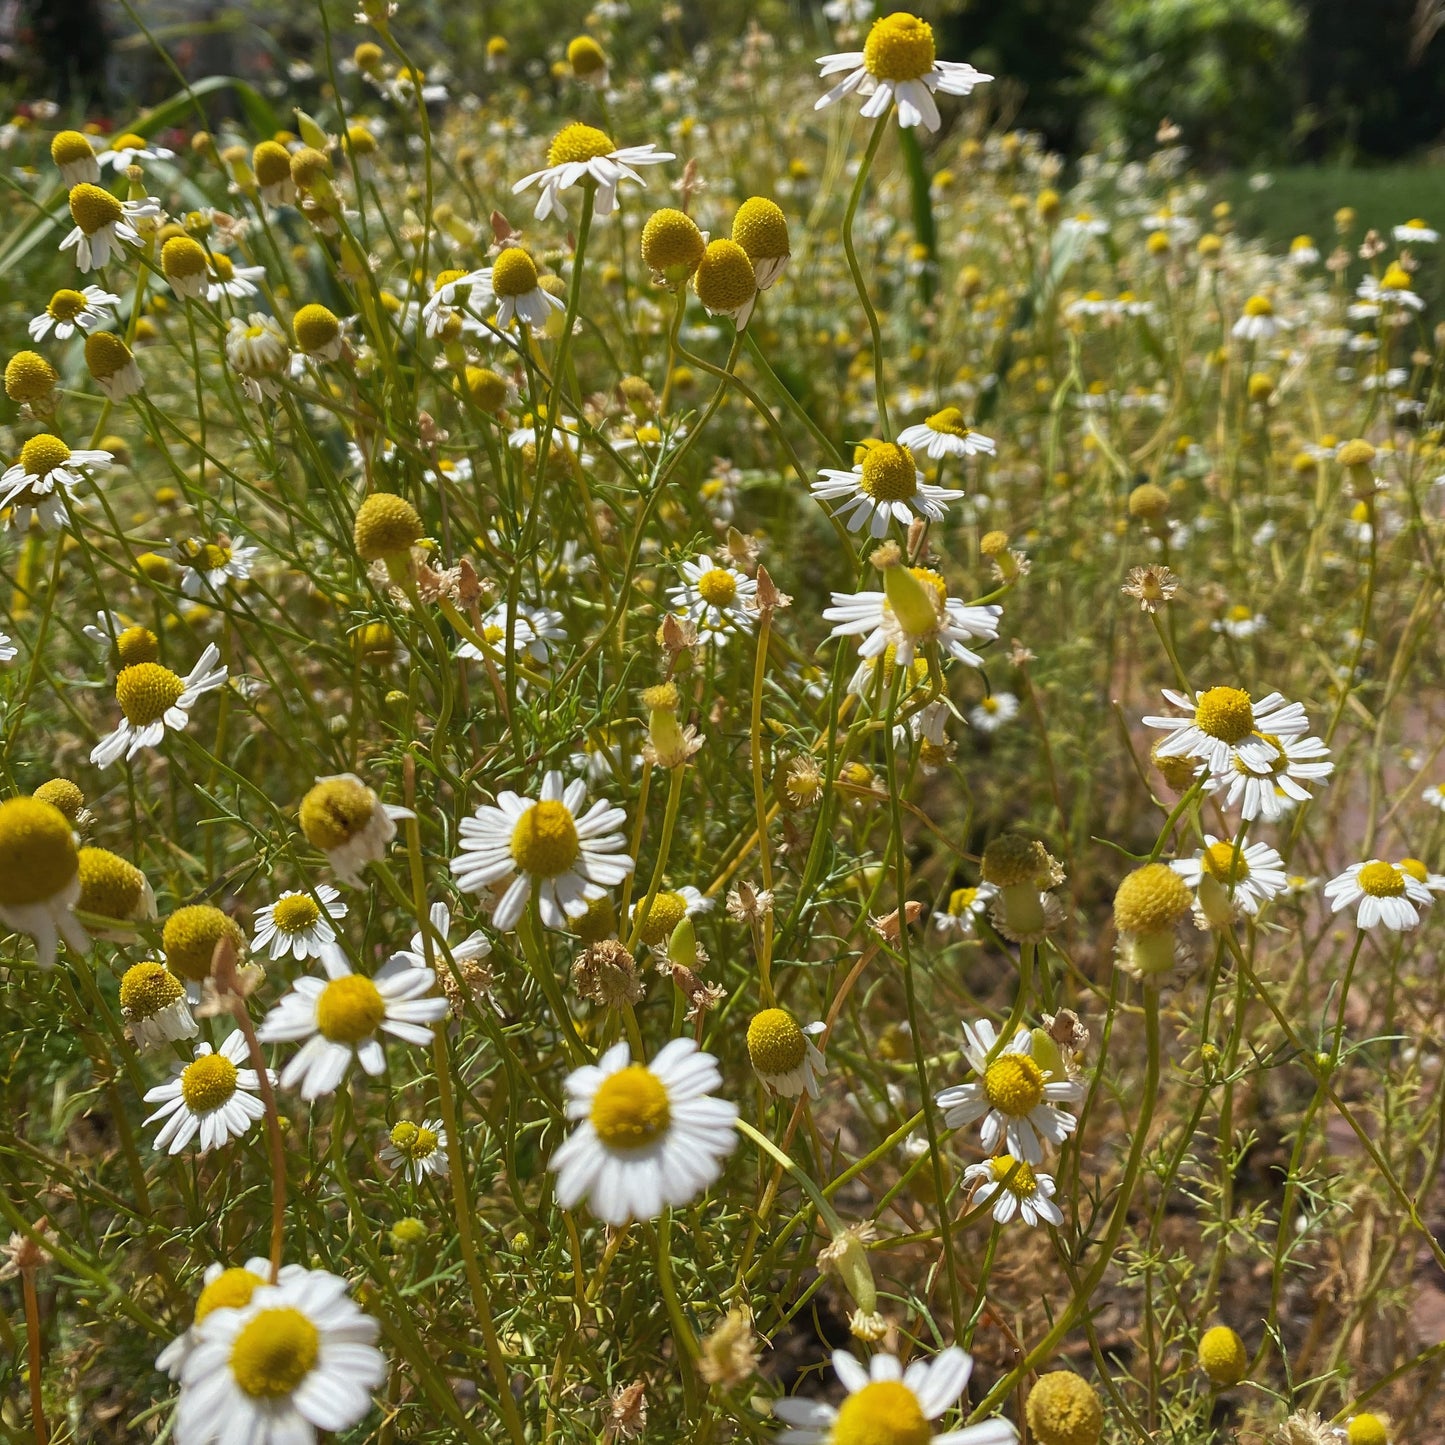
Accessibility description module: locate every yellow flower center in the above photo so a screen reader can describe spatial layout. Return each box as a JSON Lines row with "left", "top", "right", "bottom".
{"left": 33, "top": 778, "right": 84, "bottom": 819}
{"left": 299, "top": 777, "right": 378, "bottom": 850}
{"left": 179, "top": 1051, "right": 239, "bottom": 1112}
{"left": 1380, "top": 263, "right": 1412, "bottom": 291}
{"left": 693, "top": 238, "right": 756, "bottom": 314}
{"left": 1192, "top": 686, "right": 1254, "bottom": 744}
{"left": 634, "top": 889, "right": 688, "bottom": 945}
{"left": 589, "top": 1064, "right": 671, "bottom": 1149}
{"left": 272, "top": 893, "right": 321, "bottom": 933}
{"left": 162, "top": 235, "right": 208, "bottom": 279}
{"left": 947, "top": 886, "right": 979, "bottom": 915}
{"left": 210, "top": 254, "right": 235, "bottom": 282}
{"left": 353, "top": 492, "right": 422, "bottom": 561}
{"left": 1026, "top": 1371, "right": 1104, "bottom": 1445}
{"left": 293, "top": 303, "right": 340, "bottom": 352}
{"left": 1201, "top": 842, "right": 1250, "bottom": 885}
{"left": 229, "top": 1307, "right": 320, "bottom": 1399}
{"left": 68, "top": 182, "right": 123, "bottom": 235}
{"left": 112, "top": 625, "right": 158, "bottom": 666}
{"left": 115, "top": 662, "right": 185, "bottom": 726}
{"left": 119, "top": 961, "right": 184, "bottom": 1019}
{"left": 748, "top": 1007, "right": 808, "bottom": 1075}
{"left": 696, "top": 567, "right": 739, "bottom": 608}
{"left": 163, "top": 905, "right": 245, "bottom": 982}
{"left": 547, "top": 122, "right": 615, "bottom": 167}
{"left": 1357, "top": 861, "right": 1404, "bottom": 897}
{"left": 389, "top": 1120, "right": 440, "bottom": 1160}
{"left": 195, "top": 1267, "right": 264, "bottom": 1323}
{"left": 48, "top": 288, "right": 89, "bottom": 322}
{"left": 315, "top": 974, "right": 387, "bottom": 1045}
{"left": 731, "top": 196, "right": 789, "bottom": 262}
{"left": 1397, "top": 858, "right": 1428, "bottom": 884}
{"left": 0, "top": 797, "right": 78, "bottom": 907}
{"left": 859, "top": 443, "right": 919, "bottom": 502}
{"left": 111, "top": 133, "right": 147, "bottom": 153}
{"left": 510, "top": 799, "right": 581, "bottom": 878}
{"left": 567, "top": 35, "right": 608, "bottom": 75}
{"left": 491, "top": 247, "right": 540, "bottom": 298}
{"left": 983, "top": 1052, "right": 1045, "bottom": 1116}
{"left": 863, "top": 12, "right": 936, "bottom": 83}
{"left": 76, "top": 846, "right": 145, "bottom": 920}
{"left": 988, "top": 1153, "right": 1038, "bottom": 1194}
{"left": 51, "top": 130, "right": 95, "bottom": 166}
{"left": 924, "top": 406, "right": 971, "bottom": 437}
{"left": 1346, "top": 1414, "right": 1389, "bottom": 1445}
{"left": 642, "top": 207, "right": 706, "bottom": 276}
{"left": 19, "top": 434, "right": 72, "bottom": 479}
{"left": 830, "top": 1379, "right": 931, "bottom": 1445}
{"left": 1242, "top": 295, "right": 1273, "bottom": 317}
{"left": 1226, "top": 604, "right": 1252, "bottom": 623}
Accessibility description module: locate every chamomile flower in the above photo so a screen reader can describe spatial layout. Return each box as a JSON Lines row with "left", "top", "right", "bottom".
{"left": 631, "top": 885, "right": 713, "bottom": 946}
{"left": 450, "top": 770, "right": 635, "bottom": 931}
{"left": 173, "top": 1267, "right": 386, "bottom": 1445}
{"left": 1232, "top": 296, "right": 1285, "bottom": 342}
{"left": 936, "top": 1020, "right": 1083, "bottom": 1165}
{"left": 897, "top": 409, "right": 995, "bottom": 462}
{"left": 1397, "top": 857, "right": 1445, "bottom": 896}
{"left": 257, "top": 953, "right": 448, "bottom": 1101}
{"left": 391, "top": 900, "right": 492, "bottom": 974}
{"left": 1288, "top": 235, "right": 1320, "bottom": 266}
{"left": 812, "top": 441, "right": 963, "bottom": 537}
{"left": 90, "top": 643, "right": 228, "bottom": 767}
{"left": 143, "top": 1032, "right": 270, "bottom": 1156}
{"left": 0, "top": 433, "right": 112, "bottom": 531}
{"left": 1393, "top": 219, "right": 1438, "bottom": 244}
{"left": 548, "top": 1038, "right": 738, "bottom": 1225}
{"left": 747, "top": 1009, "right": 828, "bottom": 1099}
{"left": 1208, "top": 729, "right": 1333, "bottom": 821}
{"left": 59, "top": 184, "right": 160, "bottom": 271}
{"left": 50, "top": 129, "right": 101, "bottom": 185}
{"left": 1422, "top": 782, "right": 1445, "bottom": 812}
{"left": 774, "top": 1345, "right": 1014, "bottom": 1445}
{"left": 513, "top": 123, "right": 674, "bottom": 222}
{"left": 1142, "top": 686, "right": 1307, "bottom": 778}
{"left": 933, "top": 883, "right": 997, "bottom": 937}
{"left": 251, "top": 885, "right": 347, "bottom": 963}
{"left": 970, "top": 692, "right": 1018, "bottom": 732}
{"left": 667, "top": 555, "right": 758, "bottom": 644}
{"left": 379, "top": 1118, "right": 449, "bottom": 1182}
{"left": 28, "top": 284, "right": 120, "bottom": 341}
{"left": 440, "top": 249, "right": 566, "bottom": 331}
{"left": 204, "top": 254, "right": 268, "bottom": 302}
{"left": 225, "top": 314, "right": 291, "bottom": 402}
{"left": 814, "top": 12, "right": 993, "bottom": 133}
{"left": 458, "top": 602, "right": 568, "bottom": 666}
{"left": 1352, "top": 264, "right": 1424, "bottom": 314}
{"left": 0, "top": 795, "right": 89, "bottom": 968}
{"left": 962, "top": 1154, "right": 1064, "bottom": 1227}
{"left": 155, "top": 1258, "right": 306, "bottom": 1381}
{"left": 1171, "top": 836, "right": 1287, "bottom": 924}
{"left": 825, "top": 548, "right": 1002, "bottom": 670}
{"left": 1324, "top": 860, "right": 1433, "bottom": 932}
{"left": 1213, "top": 605, "right": 1266, "bottom": 640}
{"left": 177, "top": 536, "right": 260, "bottom": 597}
{"left": 298, "top": 774, "right": 415, "bottom": 887}
{"left": 119, "top": 960, "right": 197, "bottom": 1050}
{"left": 98, "top": 132, "right": 175, "bottom": 170}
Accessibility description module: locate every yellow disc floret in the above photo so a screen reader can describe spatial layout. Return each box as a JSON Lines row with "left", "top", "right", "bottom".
{"left": 1193, "top": 686, "right": 1254, "bottom": 743}
{"left": 51, "top": 130, "right": 96, "bottom": 168}
{"left": 859, "top": 442, "right": 919, "bottom": 502}
{"left": 987, "top": 1153, "right": 1038, "bottom": 1194}
{"left": 633, "top": 889, "right": 689, "bottom": 945}
{"left": 567, "top": 35, "right": 607, "bottom": 77}
{"left": 272, "top": 893, "right": 321, "bottom": 934}
{"left": 863, "top": 12, "right": 936, "bottom": 83}
{"left": 1113, "top": 863, "right": 1193, "bottom": 935}
{"left": 831, "top": 1380, "right": 931, "bottom": 1445}
{"left": 463, "top": 366, "right": 508, "bottom": 413}
{"left": 980, "top": 834, "right": 1049, "bottom": 888}
{"left": 162, "top": 905, "right": 245, "bottom": 983}
{"left": 388, "top": 1120, "right": 439, "bottom": 1159}
{"left": 20, "top": 434, "right": 71, "bottom": 478}
{"left": 229, "top": 1308, "right": 319, "bottom": 1398}
{"left": 1198, "top": 1325, "right": 1248, "bottom": 1387}
{"left": 114, "top": 661, "right": 185, "bottom": 726}
{"left": 590, "top": 1065, "right": 671, "bottom": 1148}
{"left": 0, "top": 797, "right": 78, "bottom": 907}
{"left": 491, "top": 247, "right": 540, "bottom": 298}
{"left": 1201, "top": 841, "right": 1250, "bottom": 885}
{"left": 316, "top": 973, "right": 386, "bottom": 1044}
{"left": 510, "top": 800, "right": 581, "bottom": 877}
{"left": 195, "top": 1267, "right": 264, "bottom": 1324}
{"left": 68, "top": 182, "right": 123, "bottom": 235}
{"left": 747, "top": 1008, "right": 808, "bottom": 1076}
{"left": 1242, "top": 295, "right": 1273, "bottom": 317}
{"left": 696, "top": 568, "right": 738, "bottom": 608}
{"left": 547, "top": 123, "right": 615, "bottom": 167}
{"left": 293, "top": 303, "right": 340, "bottom": 353}
{"left": 692, "top": 239, "right": 756, "bottom": 316}
{"left": 924, "top": 406, "right": 972, "bottom": 437}
{"left": 299, "top": 777, "right": 377, "bottom": 850}
{"left": 162, "top": 235, "right": 208, "bottom": 280}
{"left": 1357, "top": 860, "right": 1405, "bottom": 897}
{"left": 1025, "top": 1371, "right": 1104, "bottom": 1445}
{"left": 85, "top": 331, "right": 133, "bottom": 380}
{"left": 353, "top": 492, "right": 422, "bottom": 560}
{"left": 642, "top": 208, "right": 706, "bottom": 279}
{"left": 119, "top": 960, "right": 184, "bottom": 1019}
{"left": 33, "top": 779, "right": 84, "bottom": 821}
{"left": 1345, "top": 1415, "right": 1389, "bottom": 1445}
{"left": 180, "top": 1051, "right": 239, "bottom": 1111}
{"left": 76, "top": 846, "right": 146, "bottom": 921}
{"left": 46, "top": 288, "right": 89, "bottom": 322}
{"left": 731, "top": 197, "right": 789, "bottom": 262}
{"left": 6, "top": 352, "right": 58, "bottom": 404}
{"left": 982, "top": 1051, "right": 1045, "bottom": 1116}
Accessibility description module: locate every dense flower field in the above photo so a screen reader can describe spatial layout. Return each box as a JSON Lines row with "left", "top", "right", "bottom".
{"left": 1, "top": 6, "right": 1443, "bottom": 1443}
